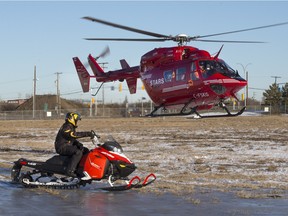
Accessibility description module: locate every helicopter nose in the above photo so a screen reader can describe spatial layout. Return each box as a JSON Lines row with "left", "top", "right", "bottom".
{"left": 208, "top": 79, "right": 247, "bottom": 97}
{"left": 210, "top": 84, "right": 226, "bottom": 95}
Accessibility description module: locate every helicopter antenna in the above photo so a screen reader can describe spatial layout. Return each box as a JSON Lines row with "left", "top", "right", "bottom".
{"left": 213, "top": 45, "right": 224, "bottom": 59}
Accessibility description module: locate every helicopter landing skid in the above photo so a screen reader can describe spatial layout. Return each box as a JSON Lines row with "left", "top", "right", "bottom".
{"left": 193, "top": 106, "right": 246, "bottom": 119}
{"left": 147, "top": 103, "right": 246, "bottom": 118}
{"left": 146, "top": 102, "right": 197, "bottom": 118}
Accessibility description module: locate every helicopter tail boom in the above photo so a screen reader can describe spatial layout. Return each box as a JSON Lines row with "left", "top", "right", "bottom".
{"left": 84, "top": 54, "right": 140, "bottom": 92}
{"left": 73, "top": 54, "right": 140, "bottom": 94}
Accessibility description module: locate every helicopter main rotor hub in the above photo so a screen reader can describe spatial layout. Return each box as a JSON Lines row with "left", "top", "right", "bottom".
{"left": 174, "top": 34, "right": 189, "bottom": 45}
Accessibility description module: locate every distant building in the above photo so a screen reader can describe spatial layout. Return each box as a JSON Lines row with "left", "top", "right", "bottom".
{"left": 7, "top": 99, "right": 27, "bottom": 105}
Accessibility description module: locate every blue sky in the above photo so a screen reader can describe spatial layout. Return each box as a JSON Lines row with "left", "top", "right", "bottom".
{"left": 0, "top": 1, "right": 288, "bottom": 103}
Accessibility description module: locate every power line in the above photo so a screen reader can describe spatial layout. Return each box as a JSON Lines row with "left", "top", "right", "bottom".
{"left": 249, "top": 87, "right": 266, "bottom": 91}
{"left": 271, "top": 76, "right": 281, "bottom": 84}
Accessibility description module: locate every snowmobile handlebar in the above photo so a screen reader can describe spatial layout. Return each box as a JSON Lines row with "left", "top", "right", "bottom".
{"left": 91, "top": 130, "right": 100, "bottom": 139}
{"left": 91, "top": 130, "right": 101, "bottom": 146}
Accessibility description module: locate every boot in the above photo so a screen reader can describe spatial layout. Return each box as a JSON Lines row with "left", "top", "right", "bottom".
{"left": 66, "top": 169, "right": 77, "bottom": 178}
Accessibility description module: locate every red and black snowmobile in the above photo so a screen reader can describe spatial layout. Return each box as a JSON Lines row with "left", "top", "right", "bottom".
{"left": 11, "top": 132, "right": 156, "bottom": 191}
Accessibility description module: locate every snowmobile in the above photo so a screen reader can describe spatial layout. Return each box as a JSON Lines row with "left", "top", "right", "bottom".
{"left": 11, "top": 131, "right": 156, "bottom": 190}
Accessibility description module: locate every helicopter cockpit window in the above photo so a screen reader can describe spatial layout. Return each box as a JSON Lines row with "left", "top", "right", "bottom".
{"left": 199, "top": 60, "right": 237, "bottom": 79}
{"left": 218, "top": 60, "right": 238, "bottom": 77}
{"left": 176, "top": 67, "right": 186, "bottom": 81}
{"left": 164, "top": 70, "right": 173, "bottom": 82}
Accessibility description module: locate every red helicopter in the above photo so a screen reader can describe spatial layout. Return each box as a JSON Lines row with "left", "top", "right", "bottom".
{"left": 73, "top": 17, "right": 288, "bottom": 118}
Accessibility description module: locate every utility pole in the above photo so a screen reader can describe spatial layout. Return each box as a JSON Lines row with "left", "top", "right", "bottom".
{"left": 271, "top": 76, "right": 281, "bottom": 84}
{"left": 237, "top": 63, "right": 251, "bottom": 107}
{"left": 33, "top": 65, "right": 37, "bottom": 119}
{"left": 246, "top": 71, "right": 248, "bottom": 107}
{"left": 55, "top": 72, "right": 62, "bottom": 116}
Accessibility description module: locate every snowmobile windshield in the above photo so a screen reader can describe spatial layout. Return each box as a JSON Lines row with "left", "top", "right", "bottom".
{"left": 199, "top": 60, "right": 243, "bottom": 80}
{"left": 102, "top": 140, "right": 123, "bottom": 153}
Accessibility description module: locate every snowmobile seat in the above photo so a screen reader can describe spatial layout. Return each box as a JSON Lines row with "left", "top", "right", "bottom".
{"left": 45, "top": 155, "right": 71, "bottom": 166}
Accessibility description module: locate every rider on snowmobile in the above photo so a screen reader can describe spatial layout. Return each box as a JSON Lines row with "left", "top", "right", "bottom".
{"left": 54, "top": 112, "right": 94, "bottom": 177}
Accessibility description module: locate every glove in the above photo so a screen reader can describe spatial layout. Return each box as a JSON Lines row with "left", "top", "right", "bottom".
{"left": 88, "top": 131, "right": 95, "bottom": 139}
{"left": 83, "top": 131, "right": 92, "bottom": 138}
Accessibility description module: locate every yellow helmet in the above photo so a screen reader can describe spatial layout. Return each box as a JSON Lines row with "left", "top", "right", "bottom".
{"left": 65, "top": 112, "right": 81, "bottom": 127}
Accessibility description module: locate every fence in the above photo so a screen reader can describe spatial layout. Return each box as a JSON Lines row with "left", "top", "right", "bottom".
{"left": 0, "top": 106, "right": 149, "bottom": 120}
{"left": 0, "top": 104, "right": 280, "bottom": 120}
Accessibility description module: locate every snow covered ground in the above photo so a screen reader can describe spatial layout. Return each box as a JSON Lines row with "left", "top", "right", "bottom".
{"left": 0, "top": 115, "right": 287, "bottom": 199}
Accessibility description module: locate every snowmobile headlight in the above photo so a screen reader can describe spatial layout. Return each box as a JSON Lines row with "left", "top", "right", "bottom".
{"left": 113, "top": 147, "right": 123, "bottom": 153}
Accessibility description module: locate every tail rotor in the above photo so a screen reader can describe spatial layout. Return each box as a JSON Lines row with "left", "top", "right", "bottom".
{"left": 84, "top": 46, "right": 110, "bottom": 68}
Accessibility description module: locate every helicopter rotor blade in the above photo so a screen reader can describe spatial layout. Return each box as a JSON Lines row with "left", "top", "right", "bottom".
{"left": 195, "top": 22, "right": 288, "bottom": 39}
{"left": 82, "top": 17, "right": 288, "bottom": 45}
{"left": 84, "top": 38, "right": 168, "bottom": 42}
{"left": 82, "top": 16, "right": 171, "bottom": 39}
{"left": 193, "top": 39, "right": 266, "bottom": 43}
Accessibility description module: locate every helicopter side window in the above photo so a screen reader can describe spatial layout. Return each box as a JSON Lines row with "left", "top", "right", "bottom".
{"left": 199, "top": 60, "right": 216, "bottom": 78}
{"left": 191, "top": 71, "right": 200, "bottom": 81}
{"left": 164, "top": 70, "right": 173, "bottom": 82}
{"left": 199, "top": 61, "right": 207, "bottom": 78}
{"left": 176, "top": 67, "right": 186, "bottom": 81}
{"left": 190, "top": 63, "right": 199, "bottom": 81}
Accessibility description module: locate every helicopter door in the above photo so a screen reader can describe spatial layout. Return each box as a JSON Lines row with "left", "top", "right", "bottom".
{"left": 188, "top": 62, "right": 203, "bottom": 95}
{"left": 173, "top": 67, "right": 189, "bottom": 95}
{"left": 162, "top": 69, "right": 174, "bottom": 98}
{"left": 189, "top": 62, "right": 201, "bottom": 83}
{"left": 162, "top": 66, "right": 189, "bottom": 97}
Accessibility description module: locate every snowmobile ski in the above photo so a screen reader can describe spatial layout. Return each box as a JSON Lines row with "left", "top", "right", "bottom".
{"left": 135, "top": 173, "right": 156, "bottom": 189}
{"left": 99, "top": 173, "right": 156, "bottom": 191}
{"left": 99, "top": 176, "right": 141, "bottom": 191}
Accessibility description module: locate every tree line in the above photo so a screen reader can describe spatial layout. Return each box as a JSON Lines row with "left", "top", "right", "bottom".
{"left": 263, "top": 83, "right": 288, "bottom": 114}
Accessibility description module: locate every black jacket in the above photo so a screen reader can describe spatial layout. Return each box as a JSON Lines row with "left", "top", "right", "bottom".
{"left": 54, "top": 122, "right": 90, "bottom": 153}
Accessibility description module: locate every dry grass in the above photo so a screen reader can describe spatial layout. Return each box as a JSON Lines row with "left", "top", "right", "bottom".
{"left": 0, "top": 115, "right": 287, "bottom": 197}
